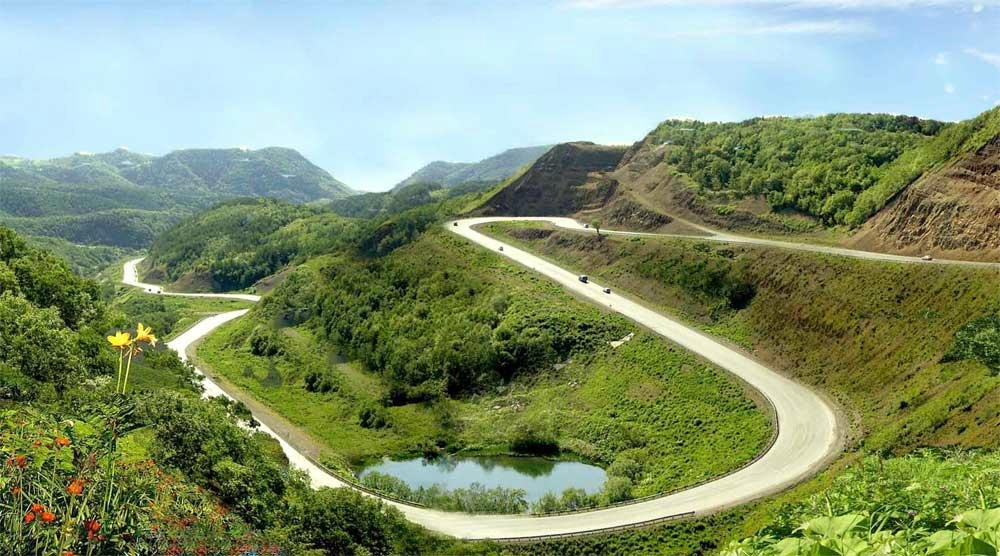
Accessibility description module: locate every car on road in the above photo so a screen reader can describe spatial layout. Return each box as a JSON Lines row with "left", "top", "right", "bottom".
{"left": 583, "top": 223, "right": 590, "bottom": 228}
{"left": 578, "top": 275, "right": 589, "bottom": 283}
{"left": 603, "top": 287, "right": 611, "bottom": 294}
{"left": 921, "top": 255, "right": 933, "bottom": 261}
{"left": 453, "top": 222, "right": 458, "bottom": 227}
{"left": 498, "top": 246, "right": 504, "bottom": 252}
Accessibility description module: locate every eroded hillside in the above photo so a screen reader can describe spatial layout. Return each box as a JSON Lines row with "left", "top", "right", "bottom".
{"left": 850, "top": 133, "right": 1000, "bottom": 260}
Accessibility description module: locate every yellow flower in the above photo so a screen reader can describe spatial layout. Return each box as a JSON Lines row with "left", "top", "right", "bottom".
{"left": 134, "top": 323, "right": 157, "bottom": 347}
{"left": 106, "top": 331, "right": 132, "bottom": 349}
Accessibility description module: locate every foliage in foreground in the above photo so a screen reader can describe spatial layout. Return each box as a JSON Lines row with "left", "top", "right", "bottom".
{"left": 724, "top": 451, "right": 1000, "bottom": 555}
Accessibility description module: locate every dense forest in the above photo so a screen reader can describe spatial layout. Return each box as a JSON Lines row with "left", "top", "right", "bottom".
{"left": 144, "top": 183, "right": 500, "bottom": 292}
{"left": 649, "top": 108, "right": 1000, "bottom": 227}
{"left": 143, "top": 199, "right": 357, "bottom": 291}
{"left": 651, "top": 113, "right": 944, "bottom": 225}
{"left": 261, "top": 229, "right": 629, "bottom": 400}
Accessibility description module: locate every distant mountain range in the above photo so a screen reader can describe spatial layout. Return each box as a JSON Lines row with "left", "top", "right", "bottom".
{"left": 0, "top": 146, "right": 353, "bottom": 248}
{"left": 392, "top": 145, "right": 551, "bottom": 190}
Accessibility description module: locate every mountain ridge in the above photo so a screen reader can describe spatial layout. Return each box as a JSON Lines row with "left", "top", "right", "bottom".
{"left": 0, "top": 146, "right": 354, "bottom": 248}
{"left": 393, "top": 145, "right": 551, "bottom": 190}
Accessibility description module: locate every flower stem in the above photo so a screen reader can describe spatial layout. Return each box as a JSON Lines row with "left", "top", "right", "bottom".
{"left": 121, "top": 348, "right": 135, "bottom": 394}
{"left": 114, "top": 350, "right": 124, "bottom": 393}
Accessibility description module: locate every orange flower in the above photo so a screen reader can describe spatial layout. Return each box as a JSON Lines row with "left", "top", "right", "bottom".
{"left": 10, "top": 485, "right": 22, "bottom": 496}
{"left": 85, "top": 519, "right": 102, "bottom": 539}
{"left": 30, "top": 503, "right": 44, "bottom": 513}
{"left": 23, "top": 512, "right": 35, "bottom": 524}
{"left": 7, "top": 454, "right": 27, "bottom": 468}
{"left": 54, "top": 436, "right": 70, "bottom": 448}
{"left": 40, "top": 511, "right": 55, "bottom": 523}
{"left": 63, "top": 552, "right": 74, "bottom": 556}
{"left": 66, "top": 479, "right": 84, "bottom": 496}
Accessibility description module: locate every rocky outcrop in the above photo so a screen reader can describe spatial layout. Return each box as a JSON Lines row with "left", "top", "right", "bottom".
{"left": 850, "top": 134, "right": 1000, "bottom": 260}
{"left": 477, "top": 142, "right": 626, "bottom": 216}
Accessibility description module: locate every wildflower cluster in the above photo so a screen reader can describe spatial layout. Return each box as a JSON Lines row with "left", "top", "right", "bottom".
{"left": 1, "top": 408, "right": 284, "bottom": 555}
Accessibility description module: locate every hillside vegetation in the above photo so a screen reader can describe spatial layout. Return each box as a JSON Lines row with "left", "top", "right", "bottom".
{"left": 0, "top": 223, "right": 488, "bottom": 555}
{"left": 487, "top": 223, "right": 1000, "bottom": 454}
{"left": 0, "top": 147, "right": 353, "bottom": 249}
{"left": 641, "top": 113, "right": 944, "bottom": 225}
{"left": 183, "top": 207, "right": 772, "bottom": 511}
{"left": 142, "top": 198, "right": 359, "bottom": 291}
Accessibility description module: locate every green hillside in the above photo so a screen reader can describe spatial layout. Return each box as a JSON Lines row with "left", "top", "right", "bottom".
{"left": 143, "top": 198, "right": 360, "bottom": 291}
{"left": 846, "top": 106, "right": 1000, "bottom": 226}
{"left": 648, "top": 113, "right": 945, "bottom": 225}
{"left": 0, "top": 223, "right": 486, "bottom": 555}
{"left": 0, "top": 147, "right": 354, "bottom": 249}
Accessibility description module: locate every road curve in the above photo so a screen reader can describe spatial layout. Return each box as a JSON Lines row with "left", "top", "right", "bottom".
{"left": 121, "top": 212, "right": 845, "bottom": 540}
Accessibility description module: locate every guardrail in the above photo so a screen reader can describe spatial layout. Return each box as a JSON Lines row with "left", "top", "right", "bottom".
{"left": 299, "top": 451, "right": 433, "bottom": 510}
{"left": 492, "top": 510, "right": 697, "bottom": 543}
{"left": 527, "top": 389, "right": 780, "bottom": 518}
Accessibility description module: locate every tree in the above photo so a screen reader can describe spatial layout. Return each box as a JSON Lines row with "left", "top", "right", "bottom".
{"left": 295, "top": 488, "right": 395, "bottom": 556}
{"left": 590, "top": 219, "right": 602, "bottom": 237}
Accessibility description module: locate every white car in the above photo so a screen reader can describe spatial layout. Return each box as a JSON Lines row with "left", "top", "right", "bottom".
{"left": 921, "top": 255, "right": 933, "bottom": 261}
{"left": 603, "top": 287, "right": 612, "bottom": 294}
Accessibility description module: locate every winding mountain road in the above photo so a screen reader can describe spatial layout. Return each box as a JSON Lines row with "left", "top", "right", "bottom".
{"left": 121, "top": 216, "right": 858, "bottom": 540}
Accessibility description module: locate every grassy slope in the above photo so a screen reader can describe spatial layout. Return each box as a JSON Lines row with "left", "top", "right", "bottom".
{"left": 193, "top": 230, "right": 773, "bottom": 499}
{"left": 485, "top": 223, "right": 1000, "bottom": 454}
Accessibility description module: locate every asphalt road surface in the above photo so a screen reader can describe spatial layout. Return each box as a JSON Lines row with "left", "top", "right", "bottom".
{"left": 121, "top": 213, "right": 854, "bottom": 540}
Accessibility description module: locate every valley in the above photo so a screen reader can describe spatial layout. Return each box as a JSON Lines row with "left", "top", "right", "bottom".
{"left": 7, "top": 105, "right": 1000, "bottom": 554}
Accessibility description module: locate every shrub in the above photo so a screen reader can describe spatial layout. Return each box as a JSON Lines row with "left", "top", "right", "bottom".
{"left": 304, "top": 368, "right": 339, "bottom": 393}
{"left": 358, "top": 403, "right": 390, "bottom": 429}
{"left": 944, "top": 313, "right": 1000, "bottom": 375}
{"left": 248, "top": 326, "right": 284, "bottom": 357}
{"left": 601, "top": 476, "right": 634, "bottom": 504}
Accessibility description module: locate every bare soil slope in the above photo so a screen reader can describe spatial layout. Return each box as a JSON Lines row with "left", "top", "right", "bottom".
{"left": 849, "top": 134, "right": 1000, "bottom": 260}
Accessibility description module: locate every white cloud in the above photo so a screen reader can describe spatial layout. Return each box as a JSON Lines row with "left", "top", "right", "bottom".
{"left": 934, "top": 52, "right": 949, "bottom": 65}
{"left": 964, "top": 47, "right": 1000, "bottom": 69}
{"left": 944, "top": 83, "right": 956, "bottom": 94}
{"left": 569, "top": 0, "right": 996, "bottom": 9}
{"left": 661, "top": 18, "right": 874, "bottom": 37}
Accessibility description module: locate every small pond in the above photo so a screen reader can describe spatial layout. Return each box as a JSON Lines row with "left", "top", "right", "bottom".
{"left": 358, "top": 455, "right": 607, "bottom": 503}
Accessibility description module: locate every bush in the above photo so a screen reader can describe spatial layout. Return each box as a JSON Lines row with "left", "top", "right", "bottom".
{"left": 359, "top": 471, "right": 529, "bottom": 514}
{"left": 601, "top": 476, "right": 634, "bottom": 504}
{"left": 248, "top": 326, "right": 284, "bottom": 357}
{"left": 607, "top": 456, "right": 644, "bottom": 482}
{"left": 358, "top": 403, "right": 390, "bottom": 429}
{"left": 305, "top": 368, "right": 340, "bottom": 393}
{"left": 944, "top": 313, "right": 1000, "bottom": 375}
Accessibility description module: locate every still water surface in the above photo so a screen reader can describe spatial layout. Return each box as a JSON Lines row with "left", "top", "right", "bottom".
{"left": 358, "top": 455, "right": 607, "bottom": 503}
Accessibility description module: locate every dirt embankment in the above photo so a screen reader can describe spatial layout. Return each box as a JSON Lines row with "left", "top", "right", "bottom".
{"left": 477, "top": 141, "right": 626, "bottom": 216}
{"left": 850, "top": 134, "right": 1000, "bottom": 261}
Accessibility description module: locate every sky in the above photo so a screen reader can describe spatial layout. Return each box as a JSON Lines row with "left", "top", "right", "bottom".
{"left": 0, "top": 1, "right": 998, "bottom": 191}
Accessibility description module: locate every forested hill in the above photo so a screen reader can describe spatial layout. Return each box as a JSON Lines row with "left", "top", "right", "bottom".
{"left": 642, "top": 113, "right": 946, "bottom": 225}
{"left": 0, "top": 146, "right": 354, "bottom": 249}
{"left": 478, "top": 109, "right": 1000, "bottom": 248}
{"left": 392, "top": 145, "right": 551, "bottom": 190}
{"left": 142, "top": 198, "right": 361, "bottom": 292}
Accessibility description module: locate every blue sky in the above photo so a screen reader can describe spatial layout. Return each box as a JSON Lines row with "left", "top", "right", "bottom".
{"left": 0, "top": 1, "right": 998, "bottom": 191}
